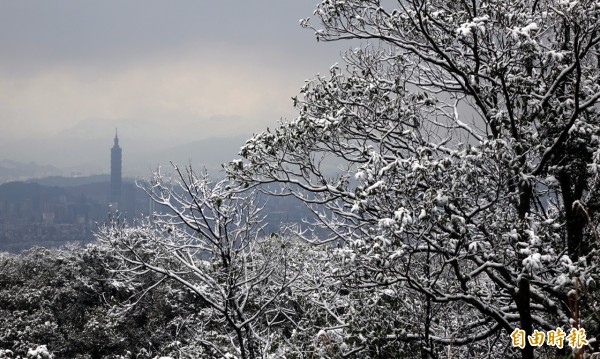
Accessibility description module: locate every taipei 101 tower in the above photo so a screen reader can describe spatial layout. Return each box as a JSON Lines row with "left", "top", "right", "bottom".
{"left": 110, "top": 129, "right": 122, "bottom": 206}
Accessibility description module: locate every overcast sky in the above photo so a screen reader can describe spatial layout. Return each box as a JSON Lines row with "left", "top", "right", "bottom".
{"left": 0, "top": 1, "right": 351, "bottom": 171}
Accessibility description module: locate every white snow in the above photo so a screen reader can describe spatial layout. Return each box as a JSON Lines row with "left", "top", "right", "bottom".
{"left": 27, "top": 345, "right": 53, "bottom": 359}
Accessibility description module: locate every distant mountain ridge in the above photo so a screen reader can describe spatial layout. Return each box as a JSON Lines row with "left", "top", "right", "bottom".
{"left": 0, "top": 134, "right": 249, "bottom": 180}
{"left": 0, "top": 160, "right": 61, "bottom": 184}
{"left": 26, "top": 174, "right": 111, "bottom": 187}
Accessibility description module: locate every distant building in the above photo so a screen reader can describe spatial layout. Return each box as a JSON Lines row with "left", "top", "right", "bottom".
{"left": 110, "top": 129, "right": 122, "bottom": 206}
{"left": 42, "top": 212, "right": 55, "bottom": 225}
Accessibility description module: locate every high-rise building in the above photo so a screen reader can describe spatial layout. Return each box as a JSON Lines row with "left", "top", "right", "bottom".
{"left": 110, "top": 129, "right": 122, "bottom": 206}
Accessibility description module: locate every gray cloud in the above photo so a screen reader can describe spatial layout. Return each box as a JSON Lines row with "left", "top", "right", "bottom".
{"left": 0, "top": 1, "right": 336, "bottom": 72}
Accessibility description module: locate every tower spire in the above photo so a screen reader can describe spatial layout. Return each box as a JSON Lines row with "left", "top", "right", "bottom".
{"left": 111, "top": 130, "right": 123, "bottom": 206}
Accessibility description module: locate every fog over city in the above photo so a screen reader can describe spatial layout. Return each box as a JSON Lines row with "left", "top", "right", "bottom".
{"left": 0, "top": 1, "right": 348, "bottom": 178}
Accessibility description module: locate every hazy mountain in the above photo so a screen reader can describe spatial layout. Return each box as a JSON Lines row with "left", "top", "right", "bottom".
{"left": 0, "top": 160, "right": 62, "bottom": 183}
{"left": 0, "top": 116, "right": 251, "bottom": 179}
{"left": 130, "top": 135, "right": 248, "bottom": 177}
{"left": 26, "top": 174, "right": 111, "bottom": 187}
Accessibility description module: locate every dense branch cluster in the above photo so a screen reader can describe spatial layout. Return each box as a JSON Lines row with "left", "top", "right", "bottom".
{"left": 224, "top": 0, "right": 600, "bottom": 357}
{"left": 98, "top": 167, "right": 310, "bottom": 358}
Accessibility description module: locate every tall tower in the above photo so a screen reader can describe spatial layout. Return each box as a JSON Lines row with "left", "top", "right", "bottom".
{"left": 110, "top": 129, "right": 122, "bottom": 206}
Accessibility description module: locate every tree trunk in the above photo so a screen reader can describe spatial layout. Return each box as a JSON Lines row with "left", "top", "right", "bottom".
{"left": 559, "top": 172, "right": 586, "bottom": 260}
{"left": 516, "top": 276, "right": 534, "bottom": 359}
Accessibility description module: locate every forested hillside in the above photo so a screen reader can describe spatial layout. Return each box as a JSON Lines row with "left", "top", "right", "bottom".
{"left": 0, "top": 246, "right": 203, "bottom": 358}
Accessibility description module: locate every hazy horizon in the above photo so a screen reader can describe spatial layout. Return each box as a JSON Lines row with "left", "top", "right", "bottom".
{"left": 0, "top": 1, "right": 353, "bottom": 175}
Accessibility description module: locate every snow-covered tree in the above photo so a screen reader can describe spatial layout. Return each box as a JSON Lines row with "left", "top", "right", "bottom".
{"left": 98, "top": 166, "right": 303, "bottom": 359}
{"left": 0, "top": 245, "right": 185, "bottom": 358}
{"left": 227, "top": 0, "right": 600, "bottom": 357}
